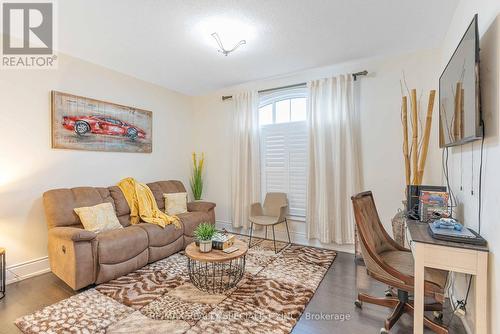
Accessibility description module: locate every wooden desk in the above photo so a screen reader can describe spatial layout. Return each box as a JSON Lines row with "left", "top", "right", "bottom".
{"left": 406, "top": 221, "right": 488, "bottom": 334}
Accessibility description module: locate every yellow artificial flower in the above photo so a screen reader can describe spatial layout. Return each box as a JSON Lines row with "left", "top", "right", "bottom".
{"left": 199, "top": 152, "right": 205, "bottom": 170}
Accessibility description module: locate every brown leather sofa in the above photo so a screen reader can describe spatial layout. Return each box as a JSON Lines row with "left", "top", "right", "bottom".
{"left": 43, "top": 180, "right": 215, "bottom": 290}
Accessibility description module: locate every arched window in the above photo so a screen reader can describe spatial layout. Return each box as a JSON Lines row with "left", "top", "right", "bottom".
{"left": 258, "top": 87, "right": 308, "bottom": 219}
{"left": 258, "top": 87, "right": 307, "bottom": 126}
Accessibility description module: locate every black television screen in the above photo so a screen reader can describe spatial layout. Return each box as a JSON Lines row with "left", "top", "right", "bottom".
{"left": 439, "top": 14, "right": 482, "bottom": 147}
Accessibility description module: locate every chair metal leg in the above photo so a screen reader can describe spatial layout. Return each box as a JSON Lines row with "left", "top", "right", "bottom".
{"left": 248, "top": 221, "right": 254, "bottom": 248}
{"left": 285, "top": 218, "right": 291, "bottom": 244}
{"left": 272, "top": 225, "right": 277, "bottom": 253}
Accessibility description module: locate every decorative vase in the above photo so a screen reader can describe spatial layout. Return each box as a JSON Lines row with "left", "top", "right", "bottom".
{"left": 391, "top": 200, "right": 408, "bottom": 247}
{"left": 198, "top": 239, "right": 212, "bottom": 253}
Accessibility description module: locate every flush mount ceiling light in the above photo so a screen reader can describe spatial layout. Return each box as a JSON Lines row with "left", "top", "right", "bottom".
{"left": 211, "top": 32, "right": 246, "bottom": 56}
{"left": 194, "top": 17, "right": 255, "bottom": 56}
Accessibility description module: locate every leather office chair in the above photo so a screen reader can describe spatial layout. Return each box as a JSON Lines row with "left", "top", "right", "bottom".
{"left": 351, "top": 191, "right": 449, "bottom": 334}
{"left": 248, "top": 192, "right": 291, "bottom": 253}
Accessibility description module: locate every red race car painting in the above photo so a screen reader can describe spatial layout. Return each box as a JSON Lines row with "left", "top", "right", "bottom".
{"left": 52, "top": 91, "right": 152, "bottom": 153}
{"left": 62, "top": 115, "right": 146, "bottom": 141}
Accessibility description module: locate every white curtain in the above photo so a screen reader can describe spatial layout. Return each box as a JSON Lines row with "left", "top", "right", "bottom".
{"left": 306, "top": 74, "right": 362, "bottom": 244}
{"left": 231, "top": 91, "right": 261, "bottom": 229}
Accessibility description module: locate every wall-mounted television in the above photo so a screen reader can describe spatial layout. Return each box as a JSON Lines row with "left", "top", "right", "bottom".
{"left": 439, "top": 14, "right": 482, "bottom": 148}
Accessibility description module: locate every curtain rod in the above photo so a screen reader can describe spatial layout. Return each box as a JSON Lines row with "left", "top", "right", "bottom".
{"left": 221, "top": 70, "right": 368, "bottom": 101}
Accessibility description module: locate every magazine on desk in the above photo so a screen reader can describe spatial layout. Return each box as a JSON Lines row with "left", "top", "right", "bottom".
{"left": 419, "top": 191, "right": 449, "bottom": 221}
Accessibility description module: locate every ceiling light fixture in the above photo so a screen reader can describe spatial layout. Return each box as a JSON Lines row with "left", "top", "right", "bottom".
{"left": 211, "top": 32, "right": 246, "bottom": 56}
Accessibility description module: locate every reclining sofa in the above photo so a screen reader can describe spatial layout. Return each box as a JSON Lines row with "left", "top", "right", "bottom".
{"left": 43, "top": 180, "right": 215, "bottom": 290}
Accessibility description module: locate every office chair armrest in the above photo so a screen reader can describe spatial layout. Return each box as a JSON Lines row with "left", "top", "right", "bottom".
{"left": 250, "top": 202, "right": 263, "bottom": 216}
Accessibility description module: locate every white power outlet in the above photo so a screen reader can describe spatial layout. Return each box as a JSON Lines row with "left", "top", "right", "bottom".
{"left": 454, "top": 305, "right": 466, "bottom": 318}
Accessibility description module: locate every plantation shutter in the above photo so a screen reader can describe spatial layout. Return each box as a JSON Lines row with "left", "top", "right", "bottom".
{"left": 260, "top": 121, "right": 308, "bottom": 217}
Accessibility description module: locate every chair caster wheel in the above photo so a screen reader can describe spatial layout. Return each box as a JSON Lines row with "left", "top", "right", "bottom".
{"left": 354, "top": 299, "right": 362, "bottom": 309}
{"left": 384, "top": 289, "right": 393, "bottom": 297}
{"left": 433, "top": 311, "right": 443, "bottom": 320}
{"left": 380, "top": 327, "right": 389, "bottom": 334}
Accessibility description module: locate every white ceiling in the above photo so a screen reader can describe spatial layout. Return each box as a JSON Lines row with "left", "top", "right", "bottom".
{"left": 58, "top": 0, "right": 458, "bottom": 95}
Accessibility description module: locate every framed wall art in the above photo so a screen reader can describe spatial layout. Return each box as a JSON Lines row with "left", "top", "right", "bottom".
{"left": 51, "top": 91, "right": 152, "bottom": 153}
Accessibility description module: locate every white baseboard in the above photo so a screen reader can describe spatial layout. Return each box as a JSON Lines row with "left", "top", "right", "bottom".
{"left": 6, "top": 256, "right": 51, "bottom": 285}
{"left": 216, "top": 220, "right": 354, "bottom": 254}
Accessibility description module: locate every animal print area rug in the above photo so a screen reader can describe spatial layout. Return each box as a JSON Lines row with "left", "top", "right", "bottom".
{"left": 15, "top": 236, "right": 336, "bottom": 334}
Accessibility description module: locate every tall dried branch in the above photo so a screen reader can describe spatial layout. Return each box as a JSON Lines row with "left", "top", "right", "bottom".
{"left": 416, "top": 90, "right": 436, "bottom": 184}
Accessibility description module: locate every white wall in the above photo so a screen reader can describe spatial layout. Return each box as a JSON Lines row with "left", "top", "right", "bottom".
{"left": 440, "top": 1, "right": 500, "bottom": 333}
{"left": 0, "top": 53, "right": 194, "bottom": 282}
{"left": 191, "top": 48, "right": 443, "bottom": 252}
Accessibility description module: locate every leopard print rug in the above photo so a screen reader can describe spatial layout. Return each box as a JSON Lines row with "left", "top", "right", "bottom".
{"left": 15, "top": 236, "right": 336, "bottom": 334}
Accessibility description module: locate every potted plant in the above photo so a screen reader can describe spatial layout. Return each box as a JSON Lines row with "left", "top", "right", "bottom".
{"left": 194, "top": 222, "right": 216, "bottom": 253}
{"left": 190, "top": 152, "right": 204, "bottom": 201}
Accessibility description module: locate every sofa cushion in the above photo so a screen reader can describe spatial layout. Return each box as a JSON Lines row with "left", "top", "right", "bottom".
{"left": 43, "top": 187, "right": 115, "bottom": 228}
{"left": 137, "top": 223, "right": 183, "bottom": 247}
{"left": 95, "top": 225, "right": 148, "bottom": 264}
{"left": 164, "top": 192, "right": 188, "bottom": 215}
{"left": 74, "top": 202, "right": 123, "bottom": 234}
{"left": 178, "top": 211, "right": 210, "bottom": 237}
{"left": 147, "top": 181, "right": 186, "bottom": 210}
{"left": 96, "top": 249, "right": 148, "bottom": 284}
{"left": 108, "top": 186, "right": 131, "bottom": 227}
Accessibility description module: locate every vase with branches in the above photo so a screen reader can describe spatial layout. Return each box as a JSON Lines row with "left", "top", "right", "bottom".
{"left": 400, "top": 74, "right": 436, "bottom": 187}
{"left": 190, "top": 152, "right": 205, "bottom": 200}
{"left": 390, "top": 75, "right": 436, "bottom": 247}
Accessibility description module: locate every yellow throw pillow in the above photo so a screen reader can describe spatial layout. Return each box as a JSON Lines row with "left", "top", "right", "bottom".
{"left": 164, "top": 192, "right": 188, "bottom": 216}
{"left": 74, "top": 202, "right": 123, "bottom": 233}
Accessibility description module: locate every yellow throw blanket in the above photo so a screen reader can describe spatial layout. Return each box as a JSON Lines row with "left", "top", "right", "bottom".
{"left": 118, "top": 177, "right": 181, "bottom": 229}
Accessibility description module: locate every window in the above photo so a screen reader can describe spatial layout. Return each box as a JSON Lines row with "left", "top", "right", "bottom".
{"left": 99, "top": 117, "right": 122, "bottom": 125}
{"left": 259, "top": 87, "right": 308, "bottom": 218}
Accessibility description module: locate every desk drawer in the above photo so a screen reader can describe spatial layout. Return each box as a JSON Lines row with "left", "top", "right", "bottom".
{"left": 422, "top": 243, "right": 480, "bottom": 274}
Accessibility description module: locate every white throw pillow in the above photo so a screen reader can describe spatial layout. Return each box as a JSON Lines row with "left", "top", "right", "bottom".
{"left": 164, "top": 192, "right": 188, "bottom": 215}
{"left": 74, "top": 202, "right": 123, "bottom": 233}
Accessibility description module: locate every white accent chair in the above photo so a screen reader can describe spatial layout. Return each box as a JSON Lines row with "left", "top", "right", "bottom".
{"left": 248, "top": 192, "right": 291, "bottom": 253}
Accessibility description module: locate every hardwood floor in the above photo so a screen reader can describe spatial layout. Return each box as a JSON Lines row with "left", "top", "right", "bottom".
{"left": 0, "top": 252, "right": 465, "bottom": 334}
{"left": 294, "top": 252, "right": 465, "bottom": 334}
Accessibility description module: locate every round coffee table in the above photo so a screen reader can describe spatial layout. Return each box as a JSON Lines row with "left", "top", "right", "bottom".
{"left": 185, "top": 239, "right": 248, "bottom": 293}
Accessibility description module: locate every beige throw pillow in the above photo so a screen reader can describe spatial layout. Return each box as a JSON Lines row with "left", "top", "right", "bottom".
{"left": 74, "top": 202, "right": 123, "bottom": 233}
{"left": 164, "top": 192, "right": 188, "bottom": 215}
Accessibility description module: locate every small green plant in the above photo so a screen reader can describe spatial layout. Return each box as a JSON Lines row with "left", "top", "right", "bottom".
{"left": 194, "top": 222, "right": 216, "bottom": 241}
{"left": 190, "top": 152, "right": 205, "bottom": 200}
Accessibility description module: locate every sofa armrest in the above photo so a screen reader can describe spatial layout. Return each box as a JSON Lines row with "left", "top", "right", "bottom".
{"left": 47, "top": 226, "right": 96, "bottom": 290}
{"left": 49, "top": 226, "right": 96, "bottom": 242}
{"left": 187, "top": 201, "right": 216, "bottom": 213}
